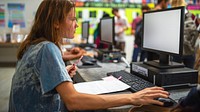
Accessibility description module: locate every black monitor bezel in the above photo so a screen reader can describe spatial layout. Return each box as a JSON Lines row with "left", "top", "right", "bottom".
{"left": 81, "top": 21, "right": 89, "bottom": 43}
{"left": 99, "top": 17, "right": 116, "bottom": 46}
{"left": 141, "top": 6, "right": 185, "bottom": 56}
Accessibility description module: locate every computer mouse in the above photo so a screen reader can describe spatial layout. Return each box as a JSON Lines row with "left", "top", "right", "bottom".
{"left": 82, "top": 60, "right": 94, "bottom": 66}
{"left": 156, "top": 98, "right": 175, "bottom": 107}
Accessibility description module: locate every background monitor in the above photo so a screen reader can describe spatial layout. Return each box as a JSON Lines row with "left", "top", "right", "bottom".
{"left": 89, "top": 11, "right": 97, "bottom": 18}
{"left": 100, "top": 17, "right": 115, "bottom": 50}
{"left": 82, "top": 21, "right": 89, "bottom": 43}
{"left": 142, "top": 6, "right": 185, "bottom": 68}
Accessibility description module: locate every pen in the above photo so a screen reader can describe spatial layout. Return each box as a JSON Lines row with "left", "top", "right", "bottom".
{"left": 73, "top": 55, "right": 83, "bottom": 66}
{"left": 118, "top": 76, "right": 122, "bottom": 80}
{"left": 69, "top": 55, "right": 83, "bottom": 74}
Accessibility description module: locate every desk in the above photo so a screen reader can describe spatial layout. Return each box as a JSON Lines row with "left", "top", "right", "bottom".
{"left": 69, "top": 60, "right": 190, "bottom": 112}
{"left": 72, "top": 61, "right": 129, "bottom": 83}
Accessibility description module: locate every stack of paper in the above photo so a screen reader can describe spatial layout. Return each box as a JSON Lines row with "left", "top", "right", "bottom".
{"left": 74, "top": 76, "right": 130, "bottom": 94}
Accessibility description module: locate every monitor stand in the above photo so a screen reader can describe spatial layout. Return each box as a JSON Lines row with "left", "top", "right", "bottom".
{"left": 144, "top": 60, "right": 185, "bottom": 69}
{"left": 95, "top": 45, "right": 126, "bottom": 62}
{"left": 99, "top": 45, "right": 120, "bottom": 52}
{"left": 144, "top": 54, "right": 185, "bottom": 69}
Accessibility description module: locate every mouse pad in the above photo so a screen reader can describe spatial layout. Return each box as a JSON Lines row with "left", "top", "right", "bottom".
{"left": 77, "top": 64, "right": 101, "bottom": 69}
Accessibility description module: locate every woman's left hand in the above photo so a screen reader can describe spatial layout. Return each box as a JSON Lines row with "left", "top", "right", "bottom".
{"left": 66, "top": 65, "right": 77, "bottom": 78}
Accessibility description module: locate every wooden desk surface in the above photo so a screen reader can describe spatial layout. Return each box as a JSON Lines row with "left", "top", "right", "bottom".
{"left": 129, "top": 105, "right": 173, "bottom": 112}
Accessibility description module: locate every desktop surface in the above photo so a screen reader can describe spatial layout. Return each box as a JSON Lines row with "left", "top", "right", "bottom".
{"left": 67, "top": 59, "right": 192, "bottom": 111}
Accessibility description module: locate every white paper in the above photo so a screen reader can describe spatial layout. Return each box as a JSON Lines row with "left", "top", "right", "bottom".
{"left": 102, "top": 76, "right": 116, "bottom": 81}
{"left": 74, "top": 80, "right": 130, "bottom": 95}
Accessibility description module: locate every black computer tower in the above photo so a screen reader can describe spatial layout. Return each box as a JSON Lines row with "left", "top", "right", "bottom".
{"left": 131, "top": 62, "right": 198, "bottom": 90}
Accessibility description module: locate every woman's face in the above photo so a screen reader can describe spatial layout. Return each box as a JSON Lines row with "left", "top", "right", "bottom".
{"left": 60, "top": 8, "right": 78, "bottom": 39}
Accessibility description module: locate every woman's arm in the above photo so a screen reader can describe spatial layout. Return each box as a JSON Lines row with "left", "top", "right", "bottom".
{"left": 62, "top": 50, "right": 84, "bottom": 61}
{"left": 56, "top": 81, "right": 169, "bottom": 111}
{"left": 62, "top": 47, "right": 86, "bottom": 61}
{"left": 62, "top": 52, "right": 82, "bottom": 61}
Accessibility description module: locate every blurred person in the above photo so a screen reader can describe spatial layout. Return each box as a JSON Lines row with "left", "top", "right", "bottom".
{"left": 155, "top": 0, "right": 170, "bottom": 10}
{"left": 93, "top": 12, "right": 110, "bottom": 49}
{"left": 194, "top": 46, "right": 200, "bottom": 83}
{"left": 112, "top": 8, "right": 129, "bottom": 51}
{"left": 132, "top": 5, "right": 150, "bottom": 62}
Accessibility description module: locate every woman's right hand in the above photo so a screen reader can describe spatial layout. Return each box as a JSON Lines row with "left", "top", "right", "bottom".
{"left": 130, "top": 87, "right": 169, "bottom": 106}
{"left": 66, "top": 65, "right": 77, "bottom": 78}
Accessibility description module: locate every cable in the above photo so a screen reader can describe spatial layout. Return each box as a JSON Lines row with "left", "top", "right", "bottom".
{"left": 121, "top": 56, "right": 130, "bottom": 68}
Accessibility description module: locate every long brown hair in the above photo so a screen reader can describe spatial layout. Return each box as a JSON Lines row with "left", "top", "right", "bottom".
{"left": 17, "top": 0, "right": 75, "bottom": 59}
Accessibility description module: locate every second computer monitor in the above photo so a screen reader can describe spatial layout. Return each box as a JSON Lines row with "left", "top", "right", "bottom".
{"left": 82, "top": 21, "right": 89, "bottom": 43}
{"left": 100, "top": 17, "right": 115, "bottom": 50}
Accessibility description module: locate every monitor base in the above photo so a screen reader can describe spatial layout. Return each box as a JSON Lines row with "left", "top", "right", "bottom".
{"left": 144, "top": 60, "right": 185, "bottom": 69}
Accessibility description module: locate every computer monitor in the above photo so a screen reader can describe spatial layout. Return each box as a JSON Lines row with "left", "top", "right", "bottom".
{"left": 82, "top": 21, "right": 89, "bottom": 43}
{"left": 100, "top": 17, "right": 115, "bottom": 51}
{"left": 142, "top": 6, "right": 185, "bottom": 69}
{"left": 89, "top": 11, "right": 96, "bottom": 18}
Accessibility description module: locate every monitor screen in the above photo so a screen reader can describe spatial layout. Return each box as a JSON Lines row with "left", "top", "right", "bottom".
{"left": 82, "top": 21, "right": 89, "bottom": 40}
{"left": 142, "top": 7, "right": 185, "bottom": 68}
{"left": 100, "top": 17, "right": 115, "bottom": 45}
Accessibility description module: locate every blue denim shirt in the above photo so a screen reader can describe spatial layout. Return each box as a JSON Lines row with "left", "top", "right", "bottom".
{"left": 9, "top": 41, "right": 72, "bottom": 112}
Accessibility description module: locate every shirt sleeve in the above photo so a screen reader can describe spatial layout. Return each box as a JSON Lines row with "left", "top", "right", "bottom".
{"left": 132, "top": 19, "right": 137, "bottom": 30}
{"left": 35, "top": 42, "right": 72, "bottom": 95}
{"left": 124, "top": 17, "right": 130, "bottom": 28}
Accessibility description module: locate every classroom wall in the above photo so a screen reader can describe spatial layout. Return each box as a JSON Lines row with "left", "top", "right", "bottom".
{"left": 1, "top": 0, "right": 199, "bottom": 36}
{"left": 75, "top": 7, "right": 142, "bottom": 35}
{"left": 0, "top": 0, "right": 42, "bottom": 35}
{"left": 0, "top": 0, "right": 141, "bottom": 36}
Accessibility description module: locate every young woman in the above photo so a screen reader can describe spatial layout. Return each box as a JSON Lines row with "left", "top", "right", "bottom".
{"left": 9, "top": 0, "right": 169, "bottom": 112}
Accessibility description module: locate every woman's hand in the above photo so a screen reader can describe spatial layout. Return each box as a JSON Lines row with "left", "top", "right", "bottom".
{"left": 66, "top": 65, "right": 77, "bottom": 78}
{"left": 130, "top": 87, "right": 169, "bottom": 106}
{"left": 70, "top": 47, "right": 81, "bottom": 54}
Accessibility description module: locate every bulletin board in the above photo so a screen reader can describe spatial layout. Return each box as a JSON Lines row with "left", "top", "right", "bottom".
{"left": 0, "top": 0, "right": 42, "bottom": 34}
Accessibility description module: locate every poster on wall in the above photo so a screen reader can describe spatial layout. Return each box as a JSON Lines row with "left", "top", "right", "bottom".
{"left": 7, "top": 3, "right": 25, "bottom": 28}
{"left": 0, "top": 4, "right": 5, "bottom": 27}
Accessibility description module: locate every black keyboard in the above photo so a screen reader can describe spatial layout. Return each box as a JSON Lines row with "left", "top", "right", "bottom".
{"left": 107, "top": 70, "right": 155, "bottom": 92}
